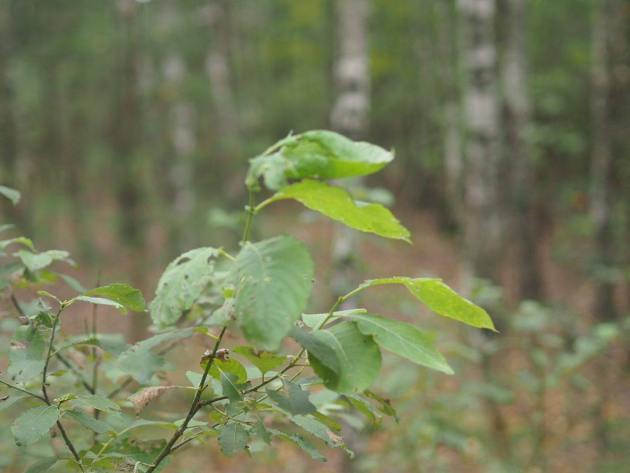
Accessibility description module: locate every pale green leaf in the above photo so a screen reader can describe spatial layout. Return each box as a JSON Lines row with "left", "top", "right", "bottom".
{"left": 16, "top": 249, "right": 72, "bottom": 272}
{"left": 0, "top": 185, "right": 20, "bottom": 205}
{"left": 11, "top": 405, "right": 59, "bottom": 446}
{"left": 357, "top": 277, "right": 496, "bottom": 330}
{"left": 268, "top": 180, "right": 410, "bottom": 242}
{"left": 269, "top": 428, "right": 326, "bottom": 462}
{"left": 208, "top": 358, "right": 247, "bottom": 384}
{"left": 230, "top": 236, "right": 314, "bottom": 350}
{"left": 247, "top": 130, "right": 393, "bottom": 190}
{"left": 74, "top": 296, "right": 126, "bottom": 313}
{"left": 266, "top": 382, "right": 316, "bottom": 415}
{"left": 342, "top": 313, "right": 453, "bottom": 374}
{"left": 150, "top": 247, "right": 220, "bottom": 326}
{"left": 218, "top": 423, "right": 249, "bottom": 455}
{"left": 219, "top": 371, "right": 243, "bottom": 402}
{"left": 85, "top": 283, "right": 145, "bottom": 312}
{"left": 307, "top": 322, "right": 381, "bottom": 394}
{"left": 233, "top": 346, "right": 286, "bottom": 375}
{"left": 66, "top": 409, "right": 113, "bottom": 434}
{"left": 25, "top": 458, "right": 57, "bottom": 473}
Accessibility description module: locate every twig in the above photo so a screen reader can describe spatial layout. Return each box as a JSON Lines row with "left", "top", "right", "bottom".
{"left": 0, "top": 377, "right": 47, "bottom": 402}
{"left": 146, "top": 326, "right": 227, "bottom": 473}
{"left": 41, "top": 303, "right": 84, "bottom": 468}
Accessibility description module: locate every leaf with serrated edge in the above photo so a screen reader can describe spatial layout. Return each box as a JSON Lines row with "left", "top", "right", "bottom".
{"left": 149, "top": 247, "right": 220, "bottom": 326}
{"left": 342, "top": 313, "right": 453, "bottom": 374}
{"left": 230, "top": 236, "right": 313, "bottom": 350}
{"left": 11, "top": 405, "right": 59, "bottom": 446}
{"left": 268, "top": 180, "right": 410, "bottom": 242}
{"left": 307, "top": 322, "right": 381, "bottom": 394}
{"left": 219, "top": 423, "right": 249, "bottom": 455}
{"left": 357, "top": 277, "right": 496, "bottom": 330}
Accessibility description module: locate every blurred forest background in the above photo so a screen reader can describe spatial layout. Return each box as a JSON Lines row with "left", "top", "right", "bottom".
{"left": 1, "top": 0, "right": 629, "bottom": 472}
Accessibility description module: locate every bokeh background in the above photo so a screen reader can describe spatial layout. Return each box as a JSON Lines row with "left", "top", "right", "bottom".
{"left": 1, "top": 0, "right": 629, "bottom": 472}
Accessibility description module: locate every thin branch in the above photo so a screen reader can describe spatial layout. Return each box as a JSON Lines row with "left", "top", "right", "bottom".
{"left": 40, "top": 303, "right": 84, "bottom": 468}
{"left": 146, "top": 326, "right": 227, "bottom": 473}
{"left": 241, "top": 189, "right": 256, "bottom": 243}
{"left": 0, "top": 377, "right": 47, "bottom": 402}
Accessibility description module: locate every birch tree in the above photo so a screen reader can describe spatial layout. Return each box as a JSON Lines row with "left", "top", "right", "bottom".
{"left": 458, "top": 0, "right": 502, "bottom": 283}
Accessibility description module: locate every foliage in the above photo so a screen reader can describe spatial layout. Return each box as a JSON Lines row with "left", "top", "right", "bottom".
{"left": 0, "top": 133, "right": 493, "bottom": 472}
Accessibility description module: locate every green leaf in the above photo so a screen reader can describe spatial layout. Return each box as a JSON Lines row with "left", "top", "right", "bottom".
{"left": 357, "top": 277, "right": 496, "bottom": 330}
{"left": 269, "top": 428, "right": 326, "bottom": 462}
{"left": 73, "top": 296, "right": 127, "bottom": 313}
{"left": 218, "top": 423, "right": 249, "bottom": 456}
{"left": 11, "top": 405, "right": 59, "bottom": 446}
{"left": 59, "top": 274, "right": 87, "bottom": 293}
{"left": 208, "top": 358, "right": 247, "bottom": 384}
{"left": 66, "top": 409, "right": 113, "bottom": 434}
{"left": 266, "top": 382, "right": 316, "bottom": 415}
{"left": 149, "top": 247, "right": 220, "bottom": 326}
{"left": 8, "top": 325, "right": 46, "bottom": 382}
{"left": 25, "top": 458, "right": 58, "bottom": 473}
{"left": 219, "top": 371, "right": 243, "bottom": 402}
{"left": 267, "top": 180, "right": 410, "bottom": 242}
{"left": 247, "top": 130, "right": 393, "bottom": 190}
{"left": 73, "top": 394, "right": 120, "bottom": 412}
{"left": 0, "top": 185, "right": 20, "bottom": 205}
{"left": 290, "top": 326, "right": 340, "bottom": 375}
{"left": 233, "top": 346, "right": 286, "bottom": 375}
{"left": 291, "top": 415, "right": 342, "bottom": 448}
{"left": 307, "top": 322, "right": 381, "bottom": 394}
{"left": 342, "top": 313, "right": 453, "bottom": 374}
{"left": 114, "top": 328, "right": 195, "bottom": 384}
{"left": 230, "top": 236, "right": 314, "bottom": 350}
{"left": 0, "top": 236, "right": 35, "bottom": 252}
{"left": 84, "top": 283, "right": 145, "bottom": 312}
{"left": 16, "top": 249, "right": 72, "bottom": 272}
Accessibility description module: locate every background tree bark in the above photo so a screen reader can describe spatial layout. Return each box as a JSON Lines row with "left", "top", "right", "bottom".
{"left": 502, "top": 0, "right": 543, "bottom": 301}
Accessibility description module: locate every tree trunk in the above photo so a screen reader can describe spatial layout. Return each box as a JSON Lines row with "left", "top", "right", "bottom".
{"left": 206, "top": 0, "right": 240, "bottom": 158}
{"left": 329, "top": 0, "right": 370, "bottom": 470}
{"left": 590, "top": 0, "right": 616, "bottom": 322}
{"left": 458, "top": 0, "right": 511, "bottom": 461}
{"left": 330, "top": 0, "right": 371, "bottom": 300}
{"left": 162, "top": 51, "right": 196, "bottom": 251}
{"left": 111, "top": 0, "right": 148, "bottom": 341}
{"left": 501, "top": 0, "right": 543, "bottom": 300}
{"left": 459, "top": 0, "right": 502, "bottom": 284}
{"left": 0, "top": 2, "right": 26, "bottom": 228}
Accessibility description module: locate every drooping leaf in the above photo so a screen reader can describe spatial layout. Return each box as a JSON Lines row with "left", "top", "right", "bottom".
{"left": 291, "top": 415, "right": 341, "bottom": 447}
{"left": 72, "top": 393, "right": 120, "bottom": 412}
{"left": 24, "top": 458, "right": 58, "bottom": 473}
{"left": 246, "top": 130, "right": 393, "bottom": 190}
{"left": 84, "top": 283, "right": 146, "bottom": 312}
{"left": 8, "top": 325, "right": 46, "bottom": 382}
{"left": 266, "top": 382, "right": 316, "bottom": 415}
{"left": 267, "top": 180, "right": 410, "bottom": 242}
{"left": 342, "top": 313, "right": 453, "bottom": 374}
{"left": 0, "top": 185, "right": 20, "bottom": 205}
{"left": 357, "top": 277, "right": 496, "bottom": 330}
{"left": 230, "top": 236, "right": 314, "bottom": 350}
{"left": 268, "top": 428, "right": 326, "bottom": 462}
{"left": 149, "top": 247, "right": 220, "bottom": 326}
{"left": 307, "top": 322, "right": 381, "bottom": 394}
{"left": 114, "top": 328, "right": 195, "bottom": 384}
{"left": 233, "top": 346, "right": 286, "bottom": 375}
{"left": 290, "top": 326, "right": 340, "bottom": 376}
{"left": 73, "top": 296, "right": 127, "bottom": 313}
{"left": 219, "top": 371, "right": 243, "bottom": 402}
{"left": 218, "top": 423, "right": 249, "bottom": 456}
{"left": 208, "top": 358, "right": 247, "bottom": 384}
{"left": 66, "top": 409, "right": 113, "bottom": 434}
{"left": 11, "top": 405, "right": 59, "bottom": 446}
{"left": 15, "top": 249, "right": 72, "bottom": 272}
